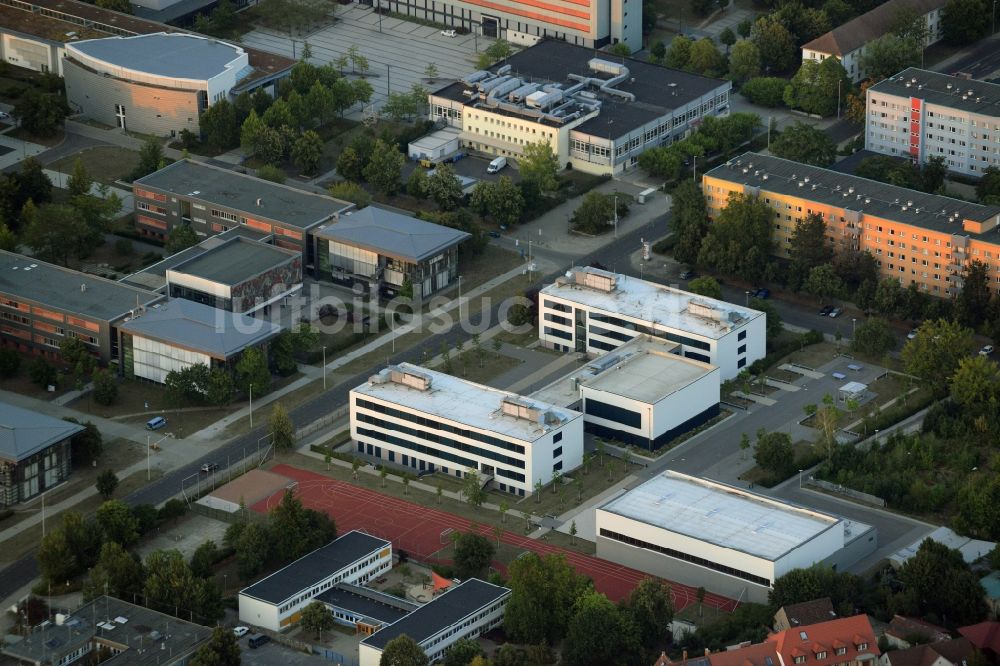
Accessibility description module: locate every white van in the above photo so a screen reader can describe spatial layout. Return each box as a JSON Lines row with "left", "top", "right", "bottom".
{"left": 487, "top": 156, "right": 507, "bottom": 173}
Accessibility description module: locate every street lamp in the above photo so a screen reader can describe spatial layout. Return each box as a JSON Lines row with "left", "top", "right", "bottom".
{"left": 322, "top": 345, "right": 327, "bottom": 389}
{"left": 837, "top": 79, "right": 842, "bottom": 119}
{"left": 852, "top": 317, "right": 857, "bottom": 338}
{"left": 798, "top": 468, "right": 804, "bottom": 488}
{"left": 457, "top": 275, "right": 463, "bottom": 320}
{"left": 745, "top": 290, "right": 750, "bottom": 306}
{"left": 249, "top": 383, "right": 254, "bottom": 429}
{"left": 640, "top": 263, "right": 644, "bottom": 280}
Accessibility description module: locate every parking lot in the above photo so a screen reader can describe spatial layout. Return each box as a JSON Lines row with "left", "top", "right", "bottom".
{"left": 237, "top": 637, "right": 337, "bottom": 666}
{"left": 241, "top": 5, "right": 493, "bottom": 109}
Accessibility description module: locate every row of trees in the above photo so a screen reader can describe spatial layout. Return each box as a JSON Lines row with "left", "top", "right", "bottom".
{"left": 638, "top": 113, "right": 761, "bottom": 181}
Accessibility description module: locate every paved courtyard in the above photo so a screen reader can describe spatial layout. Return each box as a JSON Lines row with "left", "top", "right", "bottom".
{"left": 241, "top": 5, "right": 493, "bottom": 109}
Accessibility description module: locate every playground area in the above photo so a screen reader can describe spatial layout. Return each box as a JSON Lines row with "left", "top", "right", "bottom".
{"left": 250, "top": 464, "right": 737, "bottom": 613}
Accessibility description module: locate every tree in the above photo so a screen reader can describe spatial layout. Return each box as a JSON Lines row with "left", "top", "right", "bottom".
{"left": 625, "top": 578, "right": 674, "bottom": 654}
{"left": 754, "top": 430, "right": 796, "bottom": 480}
{"left": 949, "top": 355, "right": 1000, "bottom": 413}
{"left": 291, "top": 130, "right": 323, "bottom": 175}
{"left": 189, "top": 541, "right": 220, "bottom": 579}
{"left": 977, "top": 166, "right": 1000, "bottom": 204}
{"left": 269, "top": 402, "right": 295, "bottom": 452}
{"left": 750, "top": 17, "right": 797, "bottom": 72}
{"left": 858, "top": 34, "right": 923, "bottom": 82}
{"left": 504, "top": 553, "right": 592, "bottom": 644}
{"left": 720, "top": 27, "right": 737, "bottom": 51}
{"left": 803, "top": 264, "right": 844, "bottom": 300}
{"left": 769, "top": 566, "right": 864, "bottom": 613}
{"left": 199, "top": 98, "right": 240, "bottom": 152}
{"left": 83, "top": 542, "right": 144, "bottom": 601}
{"left": 144, "top": 550, "right": 223, "bottom": 624}
{"left": 300, "top": 600, "right": 335, "bottom": 640}
{"left": 739, "top": 76, "right": 787, "bottom": 107}
{"left": 133, "top": 137, "right": 165, "bottom": 181}
{"left": 190, "top": 626, "right": 242, "bottom": 666}
{"left": 461, "top": 469, "right": 486, "bottom": 507}
{"left": 665, "top": 35, "right": 693, "bottom": 69}
{"left": 669, "top": 180, "right": 709, "bottom": 266}
{"left": 96, "top": 469, "right": 119, "bottom": 500}
{"left": 38, "top": 528, "right": 77, "bottom": 585}
{"left": 902, "top": 318, "right": 974, "bottom": 396}
{"left": 453, "top": 531, "right": 495, "bottom": 580}
{"left": 235, "top": 522, "right": 271, "bottom": 579}
{"left": 698, "top": 192, "right": 774, "bottom": 283}
{"left": 783, "top": 57, "right": 850, "bottom": 117}
{"left": 22, "top": 203, "right": 95, "bottom": 266}
{"left": 729, "top": 40, "right": 762, "bottom": 82}
{"left": 563, "top": 591, "right": 637, "bottom": 666}
{"left": 570, "top": 191, "right": 615, "bottom": 235}
{"left": 66, "top": 158, "right": 92, "bottom": 198}
{"left": 426, "top": 164, "right": 464, "bottom": 210}
{"left": 0, "top": 223, "right": 15, "bottom": 252}
{"left": 941, "top": 0, "right": 990, "bottom": 45}
{"left": 689, "top": 38, "right": 725, "bottom": 76}
{"left": 788, "top": 213, "right": 832, "bottom": 289}
{"left": 894, "top": 539, "right": 989, "bottom": 625}
{"left": 165, "top": 224, "right": 198, "bottom": 254}
{"left": 92, "top": 369, "right": 118, "bottom": 406}
{"left": 470, "top": 176, "right": 523, "bottom": 227}
{"left": 851, "top": 318, "right": 895, "bottom": 356}
{"left": 687, "top": 276, "right": 722, "bottom": 299}
{"left": 956, "top": 260, "right": 991, "bottom": 328}
{"left": 364, "top": 139, "right": 405, "bottom": 195}
{"left": 407, "top": 168, "right": 429, "bottom": 199}
{"left": 379, "top": 635, "right": 429, "bottom": 666}
{"left": 443, "top": 638, "right": 485, "bottom": 666}
{"left": 12, "top": 90, "right": 67, "bottom": 137}
{"left": 519, "top": 141, "right": 560, "bottom": 191}
{"left": 270, "top": 488, "right": 336, "bottom": 563}
{"left": 609, "top": 42, "right": 632, "bottom": 56}
{"left": 96, "top": 499, "right": 140, "bottom": 546}
{"left": 235, "top": 346, "right": 270, "bottom": 397}
{"left": 770, "top": 122, "right": 837, "bottom": 166}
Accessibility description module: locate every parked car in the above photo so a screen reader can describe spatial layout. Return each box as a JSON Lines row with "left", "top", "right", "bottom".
{"left": 248, "top": 634, "right": 270, "bottom": 649}
{"left": 488, "top": 231, "right": 500, "bottom": 238}
{"left": 200, "top": 462, "right": 219, "bottom": 474}
{"left": 0, "top": 111, "right": 11, "bottom": 121}
{"left": 679, "top": 270, "right": 696, "bottom": 280}
{"left": 907, "top": 328, "right": 919, "bottom": 340}
{"left": 233, "top": 627, "right": 250, "bottom": 638}
{"left": 980, "top": 345, "right": 994, "bottom": 356}
{"left": 819, "top": 305, "right": 834, "bottom": 316}
{"left": 828, "top": 307, "right": 842, "bottom": 318}
{"left": 753, "top": 288, "right": 770, "bottom": 299}
{"left": 441, "top": 29, "right": 456, "bottom": 37}
{"left": 146, "top": 416, "right": 167, "bottom": 430}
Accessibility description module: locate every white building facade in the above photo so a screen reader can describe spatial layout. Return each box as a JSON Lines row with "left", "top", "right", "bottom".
{"left": 350, "top": 364, "right": 583, "bottom": 496}
{"left": 538, "top": 267, "right": 765, "bottom": 380}
{"left": 866, "top": 68, "right": 1000, "bottom": 177}
{"left": 238, "top": 532, "right": 392, "bottom": 632}
{"left": 595, "top": 472, "right": 846, "bottom": 603}
{"left": 359, "top": 579, "right": 510, "bottom": 666}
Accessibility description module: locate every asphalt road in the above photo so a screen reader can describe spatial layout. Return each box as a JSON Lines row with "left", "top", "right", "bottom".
{"left": 936, "top": 33, "right": 1000, "bottom": 79}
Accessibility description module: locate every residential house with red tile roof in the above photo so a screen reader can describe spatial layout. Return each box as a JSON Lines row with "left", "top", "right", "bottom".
{"left": 879, "top": 637, "right": 975, "bottom": 666}
{"left": 958, "top": 622, "right": 1000, "bottom": 662}
{"left": 767, "top": 615, "right": 880, "bottom": 666}
{"left": 885, "top": 616, "right": 952, "bottom": 650}
{"left": 775, "top": 598, "right": 839, "bottom": 632}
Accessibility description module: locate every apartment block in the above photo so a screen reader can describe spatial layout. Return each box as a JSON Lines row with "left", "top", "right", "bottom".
{"left": 866, "top": 68, "right": 1000, "bottom": 177}
{"left": 702, "top": 152, "right": 1000, "bottom": 297}
{"left": 538, "top": 266, "right": 765, "bottom": 380}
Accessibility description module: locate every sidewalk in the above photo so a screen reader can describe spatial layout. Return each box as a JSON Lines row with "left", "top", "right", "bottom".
{"left": 63, "top": 119, "right": 185, "bottom": 161}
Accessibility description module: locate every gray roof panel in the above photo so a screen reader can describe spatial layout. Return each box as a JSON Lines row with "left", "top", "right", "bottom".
{"left": 241, "top": 532, "right": 391, "bottom": 605}
{"left": 135, "top": 160, "right": 353, "bottom": 231}
{"left": 0, "top": 402, "right": 84, "bottom": 462}
{"left": 118, "top": 299, "right": 282, "bottom": 358}
{"left": 869, "top": 68, "right": 1000, "bottom": 118}
{"left": 170, "top": 237, "right": 298, "bottom": 286}
{"left": 70, "top": 33, "right": 245, "bottom": 80}
{"left": 315, "top": 207, "right": 470, "bottom": 262}
{"left": 0, "top": 251, "right": 162, "bottom": 321}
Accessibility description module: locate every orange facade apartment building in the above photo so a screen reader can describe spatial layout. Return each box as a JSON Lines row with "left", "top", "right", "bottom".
{"left": 702, "top": 153, "right": 1000, "bottom": 297}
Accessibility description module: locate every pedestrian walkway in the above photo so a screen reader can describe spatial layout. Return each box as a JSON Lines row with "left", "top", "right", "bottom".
{"left": 63, "top": 119, "right": 185, "bottom": 161}
{"left": 0, "top": 131, "right": 47, "bottom": 170}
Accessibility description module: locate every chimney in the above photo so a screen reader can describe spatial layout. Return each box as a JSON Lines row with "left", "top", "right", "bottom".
{"left": 256, "top": 198, "right": 263, "bottom": 206}
{"left": 81, "top": 284, "right": 87, "bottom": 292}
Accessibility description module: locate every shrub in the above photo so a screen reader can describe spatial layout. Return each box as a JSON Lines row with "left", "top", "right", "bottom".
{"left": 328, "top": 181, "right": 371, "bottom": 207}
{"left": 255, "top": 164, "right": 286, "bottom": 183}
{"left": 0, "top": 348, "right": 21, "bottom": 379}
{"left": 740, "top": 77, "right": 789, "bottom": 108}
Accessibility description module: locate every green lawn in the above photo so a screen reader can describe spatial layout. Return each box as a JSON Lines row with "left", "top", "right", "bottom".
{"left": 49, "top": 146, "right": 140, "bottom": 185}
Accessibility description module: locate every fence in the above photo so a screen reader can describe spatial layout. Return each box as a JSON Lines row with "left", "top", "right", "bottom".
{"left": 314, "top": 647, "right": 360, "bottom": 666}
{"left": 808, "top": 478, "right": 886, "bottom": 507}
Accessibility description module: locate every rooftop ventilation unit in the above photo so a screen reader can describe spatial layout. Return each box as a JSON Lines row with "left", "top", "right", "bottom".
{"left": 385, "top": 367, "right": 433, "bottom": 391}
{"left": 501, "top": 396, "right": 542, "bottom": 423}
{"left": 762, "top": 174, "right": 769, "bottom": 180}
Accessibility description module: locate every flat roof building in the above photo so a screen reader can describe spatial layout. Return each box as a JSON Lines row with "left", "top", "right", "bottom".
{"left": 316, "top": 583, "right": 418, "bottom": 635}
{"left": 0, "top": 251, "right": 164, "bottom": 363}
{"left": 532, "top": 335, "right": 720, "bottom": 450}
{"left": 539, "top": 266, "right": 765, "bottom": 379}
{"left": 117, "top": 299, "right": 282, "bottom": 383}
{"left": 429, "top": 41, "right": 731, "bottom": 175}
{"left": 702, "top": 152, "right": 1000, "bottom": 298}
{"left": 596, "top": 471, "right": 874, "bottom": 603}
{"left": 64, "top": 33, "right": 250, "bottom": 137}
{"left": 801, "top": 0, "right": 946, "bottom": 82}
{"left": 0, "top": 402, "right": 83, "bottom": 507}
{"left": 133, "top": 160, "right": 353, "bottom": 270}
{"left": 351, "top": 363, "right": 584, "bottom": 496}
{"left": 314, "top": 207, "right": 469, "bottom": 303}
{"left": 866, "top": 68, "right": 1000, "bottom": 177}
{"left": 0, "top": 595, "right": 211, "bottom": 666}
{"left": 239, "top": 531, "right": 393, "bottom": 632}
{"left": 359, "top": 579, "right": 510, "bottom": 666}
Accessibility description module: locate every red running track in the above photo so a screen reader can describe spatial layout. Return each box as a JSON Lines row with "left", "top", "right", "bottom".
{"left": 253, "top": 464, "right": 737, "bottom": 613}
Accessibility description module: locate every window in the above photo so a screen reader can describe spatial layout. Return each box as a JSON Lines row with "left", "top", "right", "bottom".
{"left": 584, "top": 398, "right": 641, "bottom": 428}
{"left": 553, "top": 446, "right": 563, "bottom": 457}
{"left": 738, "top": 330, "right": 746, "bottom": 341}
{"left": 544, "top": 326, "right": 572, "bottom": 341}
{"left": 856, "top": 643, "right": 868, "bottom": 651}
{"left": 835, "top": 648, "right": 847, "bottom": 656}
{"left": 794, "top": 658, "right": 806, "bottom": 664}
{"left": 553, "top": 432, "right": 562, "bottom": 444}
{"left": 737, "top": 344, "right": 746, "bottom": 354}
